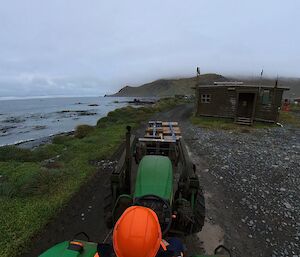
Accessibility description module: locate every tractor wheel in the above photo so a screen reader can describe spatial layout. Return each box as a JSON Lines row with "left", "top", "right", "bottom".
{"left": 103, "top": 186, "right": 113, "bottom": 229}
{"left": 191, "top": 188, "right": 205, "bottom": 233}
{"left": 105, "top": 212, "right": 113, "bottom": 229}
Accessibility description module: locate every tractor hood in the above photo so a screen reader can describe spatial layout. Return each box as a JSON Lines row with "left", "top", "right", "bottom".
{"left": 134, "top": 155, "right": 173, "bottom": 201}
{"left": 39, "top": 241, "right": 97, "bottom": 257}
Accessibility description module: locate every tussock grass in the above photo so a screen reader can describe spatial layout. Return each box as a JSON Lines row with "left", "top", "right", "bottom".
{"left": 0, "top": 97, "right": 185, "bottom": 257}
{"left": 74, "top": 124, "right": 95, "bottom": 139}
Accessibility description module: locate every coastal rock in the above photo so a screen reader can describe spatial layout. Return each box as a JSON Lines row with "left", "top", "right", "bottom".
{"left": 3, "top": 116, "right": 26, "bottom": 123}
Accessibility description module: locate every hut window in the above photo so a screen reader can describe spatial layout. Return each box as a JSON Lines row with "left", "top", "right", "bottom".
{"left": 201, "top": 94, "right": 211, "bottom": 103}
{"left": 261, "top": 90, "right": 271, "bottom": 104}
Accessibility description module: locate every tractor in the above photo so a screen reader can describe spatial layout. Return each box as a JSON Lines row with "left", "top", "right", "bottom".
{"left": 104, "top": 121, "right": 205, "bottom": 236}
{"left": 39, "top": 122, "right": 231, "bottom": 257}
{"left": 39, "top": 238, "right": 231, "bottom": 257}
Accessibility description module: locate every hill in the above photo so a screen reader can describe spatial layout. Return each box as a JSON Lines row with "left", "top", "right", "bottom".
{"left": 108, "top": 73, "right": 300, "bottom": 98}
{"left": 108, "top": 74, "right": 228, "bottom": 97}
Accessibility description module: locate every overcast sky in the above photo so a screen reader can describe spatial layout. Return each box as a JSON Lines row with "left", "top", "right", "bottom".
{"left": 0, "top": 0, "right": 299, "bottom": 97}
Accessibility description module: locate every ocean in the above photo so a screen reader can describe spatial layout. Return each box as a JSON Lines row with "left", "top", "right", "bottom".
{"left": 0, "top": 96, "right": 134, "bottom": 146}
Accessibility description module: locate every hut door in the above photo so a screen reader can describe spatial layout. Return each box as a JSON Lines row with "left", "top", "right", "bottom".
{"left": 236, "top": 93, "right": 256, "bottom": 121}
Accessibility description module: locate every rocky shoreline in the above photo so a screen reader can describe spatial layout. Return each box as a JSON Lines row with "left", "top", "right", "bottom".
{"left": 0, "top": 97, "right": 157, "bottom": 147}
{"left": 0, "top": 109, "right": 98, "bottom": 146}
{"left": 15, "top": 131, "right": 75, "bottom": 149}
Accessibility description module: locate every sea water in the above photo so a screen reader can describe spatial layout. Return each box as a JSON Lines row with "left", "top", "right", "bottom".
{"left": 0, "top": 96, "right": 133, "bottom": 146}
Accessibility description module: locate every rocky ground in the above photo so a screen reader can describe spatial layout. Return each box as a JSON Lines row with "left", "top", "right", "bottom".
{"left": 184, "top": 120, "right": 300, "bottom": 256}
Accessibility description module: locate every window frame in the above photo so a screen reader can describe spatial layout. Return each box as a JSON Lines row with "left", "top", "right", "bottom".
{"left": 261, "top": 89, "right": 271, "bottom": 105}
{"left": 201, "top": 94, "right": 211, "bottom": 103}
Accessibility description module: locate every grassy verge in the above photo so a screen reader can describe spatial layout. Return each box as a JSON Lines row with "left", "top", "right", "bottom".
{"left": 0, "top": 97, "right": 186, "bottom": 257}
{"left": 278, "top": 111, "right": 300, "bottom": 127}
{"left": 190, "top": 116, "right": 274, "bottom": 132}
{"left": 290, "top": 103, "right": 300, "bottom": 112}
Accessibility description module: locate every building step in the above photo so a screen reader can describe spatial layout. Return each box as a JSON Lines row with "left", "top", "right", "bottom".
{"left": 236, "top": 117, "right": 251, "bottom": 121}
{"left": 236, "top": 121, "right": 252, "bottom": 125}
{"left": 236, "top": 117, "right": 252, "bottom": 125}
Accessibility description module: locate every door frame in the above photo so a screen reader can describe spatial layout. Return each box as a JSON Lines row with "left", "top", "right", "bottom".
{"left": 235, "top": 90, "right": 257, "bottom": 123}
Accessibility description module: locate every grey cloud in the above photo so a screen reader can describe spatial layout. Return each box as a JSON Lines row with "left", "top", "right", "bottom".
{"left": 0, "top": 0, "right": 299, "bottom": 97}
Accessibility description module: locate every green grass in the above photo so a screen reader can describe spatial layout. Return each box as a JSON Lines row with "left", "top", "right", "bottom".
{"left": 190, "top": 115, "right": 274, "bottom": 132}
{"left": 0, "top": 97, "right": 184, "bottom": 257}
{"left": 290, "top": 103, "right": 300, "bottom": 112}
{"left": 191, "top": 110, "right": 300, "bottom": 131}
{"left": 279, "top": 111, "right": 300, "bottom": 127}
{"left": 74, "top": 124, "right": 95, "bottom": 139}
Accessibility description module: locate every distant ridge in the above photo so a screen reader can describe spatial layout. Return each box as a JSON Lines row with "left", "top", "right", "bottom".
{"left": 108, "top": 73, "right": 227, "bottom": 97}
{"left": 108, "top": 73, "right": 300, "bottom": 98}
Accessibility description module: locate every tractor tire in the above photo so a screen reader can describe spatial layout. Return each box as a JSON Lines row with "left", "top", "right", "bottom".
{"left": 191, "top": 188, "right": 205, "bottom": 233}
{"left": 105, "top": 212, "right": 113, "bottom": 229}
{"left": 103, "top": 186, "right": 113, "bottom": 229}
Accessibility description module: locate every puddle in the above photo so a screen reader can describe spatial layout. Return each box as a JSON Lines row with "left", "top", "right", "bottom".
{"left": 185, "top": 144, "right": 193, "bottom": 157}
{"left": 197, "top": 222, "right": 224, "bottom": 254}
{"left": 186, "top": 134, "right": 225, "bottom": 254}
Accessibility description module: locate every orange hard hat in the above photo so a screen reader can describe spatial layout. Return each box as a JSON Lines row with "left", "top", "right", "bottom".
{"left": 113, "top": 206, "right": 162, "bottom": 257}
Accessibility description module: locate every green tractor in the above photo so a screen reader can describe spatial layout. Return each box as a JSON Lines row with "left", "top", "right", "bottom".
{"left": 39, "top": 239, "right": 230, "bottom": 257}
{"left": 39, "top": 121, "right": 231, "bottom": 257}
{"left": 40, "top": 121, "right": 230, "bottom": 257}
{"left": 104, "top": 121, "right": 205, "bottom": 236}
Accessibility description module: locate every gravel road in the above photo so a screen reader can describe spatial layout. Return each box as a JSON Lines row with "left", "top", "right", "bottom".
{"left": 180, "top": 109, "right": 300, "bottom": 257}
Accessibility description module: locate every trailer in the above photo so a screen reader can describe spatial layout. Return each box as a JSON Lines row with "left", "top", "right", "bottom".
{"left": 104, "top": 121, "right": 205, "bottom": 236}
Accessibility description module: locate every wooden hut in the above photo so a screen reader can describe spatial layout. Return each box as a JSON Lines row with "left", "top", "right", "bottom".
{"left": 195, "top": 82, "right": 289, "bottom": 125}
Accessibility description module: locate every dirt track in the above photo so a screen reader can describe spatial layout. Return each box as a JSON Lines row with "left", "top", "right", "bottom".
{"left": 22, "top": 104, "right": 300, "bottom": 257}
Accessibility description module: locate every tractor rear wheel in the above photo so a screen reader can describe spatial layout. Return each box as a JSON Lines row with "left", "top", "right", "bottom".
{"left": 191, "top": 188, "right": 205, "bottom": 233}
{"left": 103, "top": 186, "right": 113, "bottom": 229}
